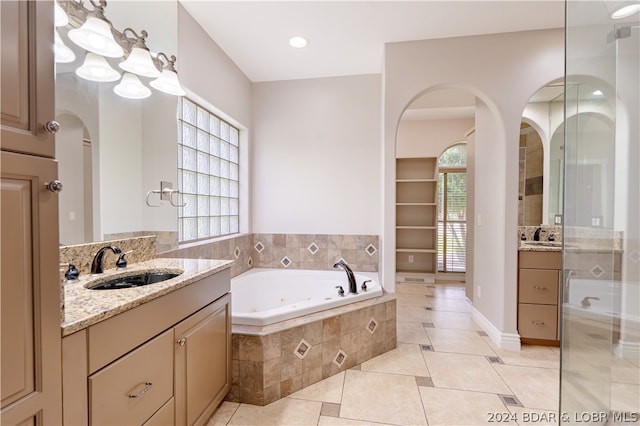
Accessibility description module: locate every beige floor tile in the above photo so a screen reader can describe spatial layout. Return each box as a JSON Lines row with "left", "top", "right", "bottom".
{"left": 432, "top": 285, "right": 467, "bottom": 300}
{"left": 396, "top": 293, "right": 433, "bottom": 307}
{"left": 426, "top": 328, "right": 496, "bottom": 356}
{"left": 506, "top": 407, "right": 559, "bottom": 425}
{"left": 429, "top": 311, "right": 481, "bottom": 330}
{"left": 318, "top": 415, "right": 394, "bottom": 425}
{"left": 341, "top": 370, "right": 428, "bottom": 425}
{"left": 419, "top": 387, "right": 516, "bottom": 425}
{"left": 288, "top": 371, "right": 345, "bottom": 404}
{"left": 423, "top": 351, "right": 511, "bottom": 394}
{"left": 430, "top": 298, "right": 472, "bottom": 312}
{"left": 206, "top": 401, "right": 240, "bottom": 425}
{"left": 228, "top": 398, "right": 322, "bottom": 425}
{"left": 396, "top": 282, "right": 434, "bottom": 296}
{"left": 610, "top": 382, "right": 640, "bottom": 412}
{"left": 396, "top": 306, "right": 431, "bottom": 323}
{"left": 490, "top": 344, "right": 560, "bottom": 369}
{"left": 493, "top": 364, "right": 559, "bottom": 411}
{"left": 361, "top": 343, "right": 429, "bottom": 377}
{"left": 611, "top": 357, "right": 640, "bottom": 385}
{"left": 397, "top": 321, "right": 431, "bottom": 345}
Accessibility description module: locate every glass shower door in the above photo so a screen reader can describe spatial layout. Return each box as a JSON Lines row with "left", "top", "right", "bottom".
{"left": 562, "top": 0, "right": 640, "bottom": 423}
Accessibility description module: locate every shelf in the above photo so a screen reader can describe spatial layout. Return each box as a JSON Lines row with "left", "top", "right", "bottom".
{"left": 396, "top": 248, "right": 437, "bottom": 253}
{"left": 396, "top": 202, "right": 436, "bottom": 206}
{"left": 396, "top": 179, "right": 437, "bottom": 183}
{"left": 396, "top": 226, "right": 437, "bottom": 230}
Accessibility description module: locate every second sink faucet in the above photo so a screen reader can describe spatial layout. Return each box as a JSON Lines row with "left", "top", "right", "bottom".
{"left": 534, "top": 227, "right": 544, "bottom": 241}
{"left": 91, "top": 245, "right": 123, "bottom": 274}
{"left": 333, "top": 260, "right": 357, "bottom": 294}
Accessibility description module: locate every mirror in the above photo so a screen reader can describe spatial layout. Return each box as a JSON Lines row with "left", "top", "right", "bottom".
{"left": 521, "top": 80, "right": 615, "bottom": 227}
{"left": 55, "top": 1, "right": 180, "bottom": 251}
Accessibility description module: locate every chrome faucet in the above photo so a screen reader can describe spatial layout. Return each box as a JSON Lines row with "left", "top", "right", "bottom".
{"left": 91, "top": 245, "right": 123, "bottom": 274}
{"left": 534, "top": 227, "right": 543, "bottom": 241}
{"left": 333, "top": 260, "right": 357, "bottom": 294}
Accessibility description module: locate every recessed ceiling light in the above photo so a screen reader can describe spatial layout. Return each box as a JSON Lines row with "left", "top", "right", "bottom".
{"left": 611, "top": 3, "right": 640, "bottom": 19}
{"left": 593, "top": 90, "right": 604, "bottom": 96}
{"left": 289, "top": 36, "right": 308, "bottom": 49}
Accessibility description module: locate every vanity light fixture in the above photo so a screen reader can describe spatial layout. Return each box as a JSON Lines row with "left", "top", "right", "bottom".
{"left": 593, "top": 90, "right": 604, "bottom": 96}
{"left": 610, "top": 1, "right": 640, "bottom": 19}
{"left": 118, "top": 28, "right": 161, "bottom": 78}
{"left": 67, "top": 1, "right": 124, "bottom": 58}
{"left": 149, "top": 53, "right": 186, "bottom": 96}
{"left": 75, "top": 52, "right": 120, "bottom": 82}
{"left": 55, "top": 30, "right": 76, "bottom": 63}
{"left": 288, "top": 35, "right": 309, "bottom": 48}
{"left": 54, "top": 1, "right": 69, "bottom": 27}
{"left": 114, "top": 72, "right": 151, "bottom": 99}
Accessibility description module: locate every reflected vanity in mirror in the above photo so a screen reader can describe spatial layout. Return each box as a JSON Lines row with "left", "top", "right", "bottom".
{"left": 55, "top": 0, "right": 181, "bottom": 251}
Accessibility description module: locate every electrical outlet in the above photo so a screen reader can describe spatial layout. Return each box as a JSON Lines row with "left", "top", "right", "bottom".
{"left": 408, "top": 255, "right": 414, "bottom": 263}
{"left": 69, "top": 211, "right": 76, "bottom": 221}
{"left": 477, "top": 285, "right": 482, "bottom": 298}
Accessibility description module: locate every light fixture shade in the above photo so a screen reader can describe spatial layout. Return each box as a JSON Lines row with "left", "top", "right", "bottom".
{"left": 612, "top": 3, "right": 640, "bottom": 18}
{"left": 150, "top": 69, "right": 186, "bottom": 96}
{"left": 75, "top": 52, "right": 120, "bottom": 82}
{"left": 55, "top": 30, "right": 76, "bottom": 63}
{"left": 114, "top": 72, "right": 151, "bottom": 99}
{"left": 119, "top": 47, "right": 161, "bottom": 78}
{"left": 54, "top": 1, "right": 69, "bottom": 27}
{"left": 68, "top": 17, "right": 124, "bottom": 58}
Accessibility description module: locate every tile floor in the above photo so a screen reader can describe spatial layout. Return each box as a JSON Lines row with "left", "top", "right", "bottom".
{"left": 207, "top": 281, "right": 560, "bottom": 425}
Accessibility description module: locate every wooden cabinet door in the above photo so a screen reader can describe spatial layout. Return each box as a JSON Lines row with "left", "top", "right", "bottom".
{"left": 1, "top": 1, "right": 55, "bottom": 158}
{"left": 1, "top": 151, "right": 62, "bottom": 425}
{"left": 175, "top": 294, "right": 231, "bottom": 426}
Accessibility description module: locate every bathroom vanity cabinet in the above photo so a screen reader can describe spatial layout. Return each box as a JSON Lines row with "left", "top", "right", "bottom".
{"left": 396, "top": 157, "right": 438, "bottom": 276}
{"left": 1, "top": 2, "right": 63, "bottom": 424}
{"left": 517, "top": 251, "right": 562, "bottom": 343}
{"left": 62, "top": 269, "right": 232, "bottom": 426}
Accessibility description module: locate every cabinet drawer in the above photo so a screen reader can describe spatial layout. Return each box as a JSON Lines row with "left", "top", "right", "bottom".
{"left": 518, "top": 304, "right": 557, "bottom": 340}
{"left": 519, "top": 251, "right": 561, "bottom": 269}
{"left": 143, "top": 397, "right": 174, "bottom": 426}
{"left": 518, "top": 269, "right": 558, "bottom": 305}
{"left": 89, "top": 329, "right": 174, "bottom": 425}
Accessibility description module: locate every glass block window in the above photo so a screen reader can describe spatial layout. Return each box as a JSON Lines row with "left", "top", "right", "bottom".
{"left": 177, "top": 98, "right": 239, "bottom": 242}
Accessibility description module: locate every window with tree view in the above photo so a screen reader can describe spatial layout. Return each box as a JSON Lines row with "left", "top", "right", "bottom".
{"left": 177, "top": 98, "right": 239, "bottom": 242}
{"left": 437, "top": 144, "right": 467, "bottom": 272}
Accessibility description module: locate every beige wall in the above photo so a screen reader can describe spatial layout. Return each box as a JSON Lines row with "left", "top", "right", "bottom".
{"left": 396, "top": 118, "right": 474, "bottom": 158}
{"left": 383, "top": 29, "right": 564, "bottom": 348}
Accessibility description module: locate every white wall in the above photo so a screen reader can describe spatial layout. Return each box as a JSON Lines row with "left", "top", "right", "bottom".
{"left": 396, "top": 118, "right": 474, "bottom": 158}
{"left": 383, "top": 29, "right": 564, "bottom": 348}
{"left": 251, "top": 74, "right": 381, "bottom": 235}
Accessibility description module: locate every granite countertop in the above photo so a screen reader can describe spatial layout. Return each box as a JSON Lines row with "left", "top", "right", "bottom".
{"left": 62, "top": 257, "right": 233, "bottom": 336}
{"left": 518, "top": 241, "right": 622, "bottom": 253}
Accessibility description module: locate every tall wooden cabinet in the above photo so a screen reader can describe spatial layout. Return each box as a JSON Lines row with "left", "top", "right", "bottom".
{"left": 396, "top": 158, "right": 438, "bottom": 276}
{"left": 1, "top": 1, "right": 63, "bottom": 425}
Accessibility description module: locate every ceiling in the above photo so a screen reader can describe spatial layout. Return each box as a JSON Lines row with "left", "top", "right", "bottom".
{"left": 179, "top": 1, "right": 565, "bottom": 83}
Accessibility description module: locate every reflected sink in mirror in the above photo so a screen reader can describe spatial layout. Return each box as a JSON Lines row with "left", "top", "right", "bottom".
{"left": 86, "top": 271, "right": 182, "bottom": 290}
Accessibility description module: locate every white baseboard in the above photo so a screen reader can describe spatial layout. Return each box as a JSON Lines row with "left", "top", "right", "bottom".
{"left": 471, "top": 307, "right": 521, "bottom": 351}
{"left": 614, "top": 339, "right": 640, "bottom": 360}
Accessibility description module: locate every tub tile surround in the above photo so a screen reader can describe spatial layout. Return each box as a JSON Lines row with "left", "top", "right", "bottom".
{"left": 227, "top": 295, "right": 397, "bottom": 406}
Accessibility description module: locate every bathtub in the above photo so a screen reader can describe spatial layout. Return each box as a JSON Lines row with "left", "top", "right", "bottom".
{"left": 231, "top": 268, "right": 383, "bottom": 326}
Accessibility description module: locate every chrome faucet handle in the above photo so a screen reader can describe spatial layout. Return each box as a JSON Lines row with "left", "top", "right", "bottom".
{"left": 362, "top": 280, "right": 371, "bottom": 291}
{"left": 335, "top": 286, "right": 345, "bottom": 296}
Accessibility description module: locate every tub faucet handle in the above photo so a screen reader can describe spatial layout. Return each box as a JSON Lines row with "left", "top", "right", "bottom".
{"left": 335, "top": 286, "right": 345, "bottom": 296}
{"left": 581, "top": 296, "right": 600, "bottom": 309}
{"left": 362, "top": 280, "right": 371, "bottom": 291}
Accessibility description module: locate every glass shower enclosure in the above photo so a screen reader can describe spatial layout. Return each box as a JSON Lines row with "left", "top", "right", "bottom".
{"left": 562, "top": 0, "right": 639, "bottom": 422}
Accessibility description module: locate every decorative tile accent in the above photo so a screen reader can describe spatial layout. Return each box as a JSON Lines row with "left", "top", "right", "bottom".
{"left": 294, "top": 339, "right": 311, "bottom": 359}
{"left": 590, "top": 264, "right": 605, "bottom": 278}
{"left": 486, "top": 356, "right": 504, "bottom": 364}
{"left": 415, "top": 376, "right": 434, "bottom": 387}
{"left": 365, "top": 243, "right": 377, "bottom": 256}
{"left": 477, "top": 331, "right": 488, "bottom": 337}
{"left": 629, "top": 250, "right": 640, "bottom": 263}
{"left": 366, "top": 318, "right": 378, "bottom": 334}
{"left": 321, "top": 402, "right": 341, "bottom": 417}
{"left": 281, "top": 256, "right": 292, "bottom": 268}
{"left": 307, "top": 242, "right": 319, "bottom": 255}
{"left": 247, "top": 256, "right": 253, "bottom": 267}
{"left": 234, "top": 246, "right": 241, "bottom": 259}
{"left": 423, "top": 322, "right": 435, "bottom": 328}
{"left": 499, "top": 394, "right": 524, "bottom": 407}
{"left": 333, "top": 350, "right": 348, "bottom": 368}
{"left": 420, "top": 344, "right": 434, "bottom": 351}
{"left": 254, "top": 241, "right": 265, "bottom": 253}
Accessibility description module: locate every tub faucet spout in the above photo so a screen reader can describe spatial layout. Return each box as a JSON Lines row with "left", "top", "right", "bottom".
{"left": 333, "top": 260, "right": 357, "bottom": 294}
{"left": 581, "top": 296, "right": 600, "bottom": 309}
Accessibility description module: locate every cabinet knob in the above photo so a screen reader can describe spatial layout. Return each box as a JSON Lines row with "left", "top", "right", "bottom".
{"left": 44, "top": 120, "right": 60, "bottom": 134}
{"left": 177, "top": 337, "right": 187, "bottom": 346}
{"left": 45, "top": 180, "right": 63, "bottom": 193}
